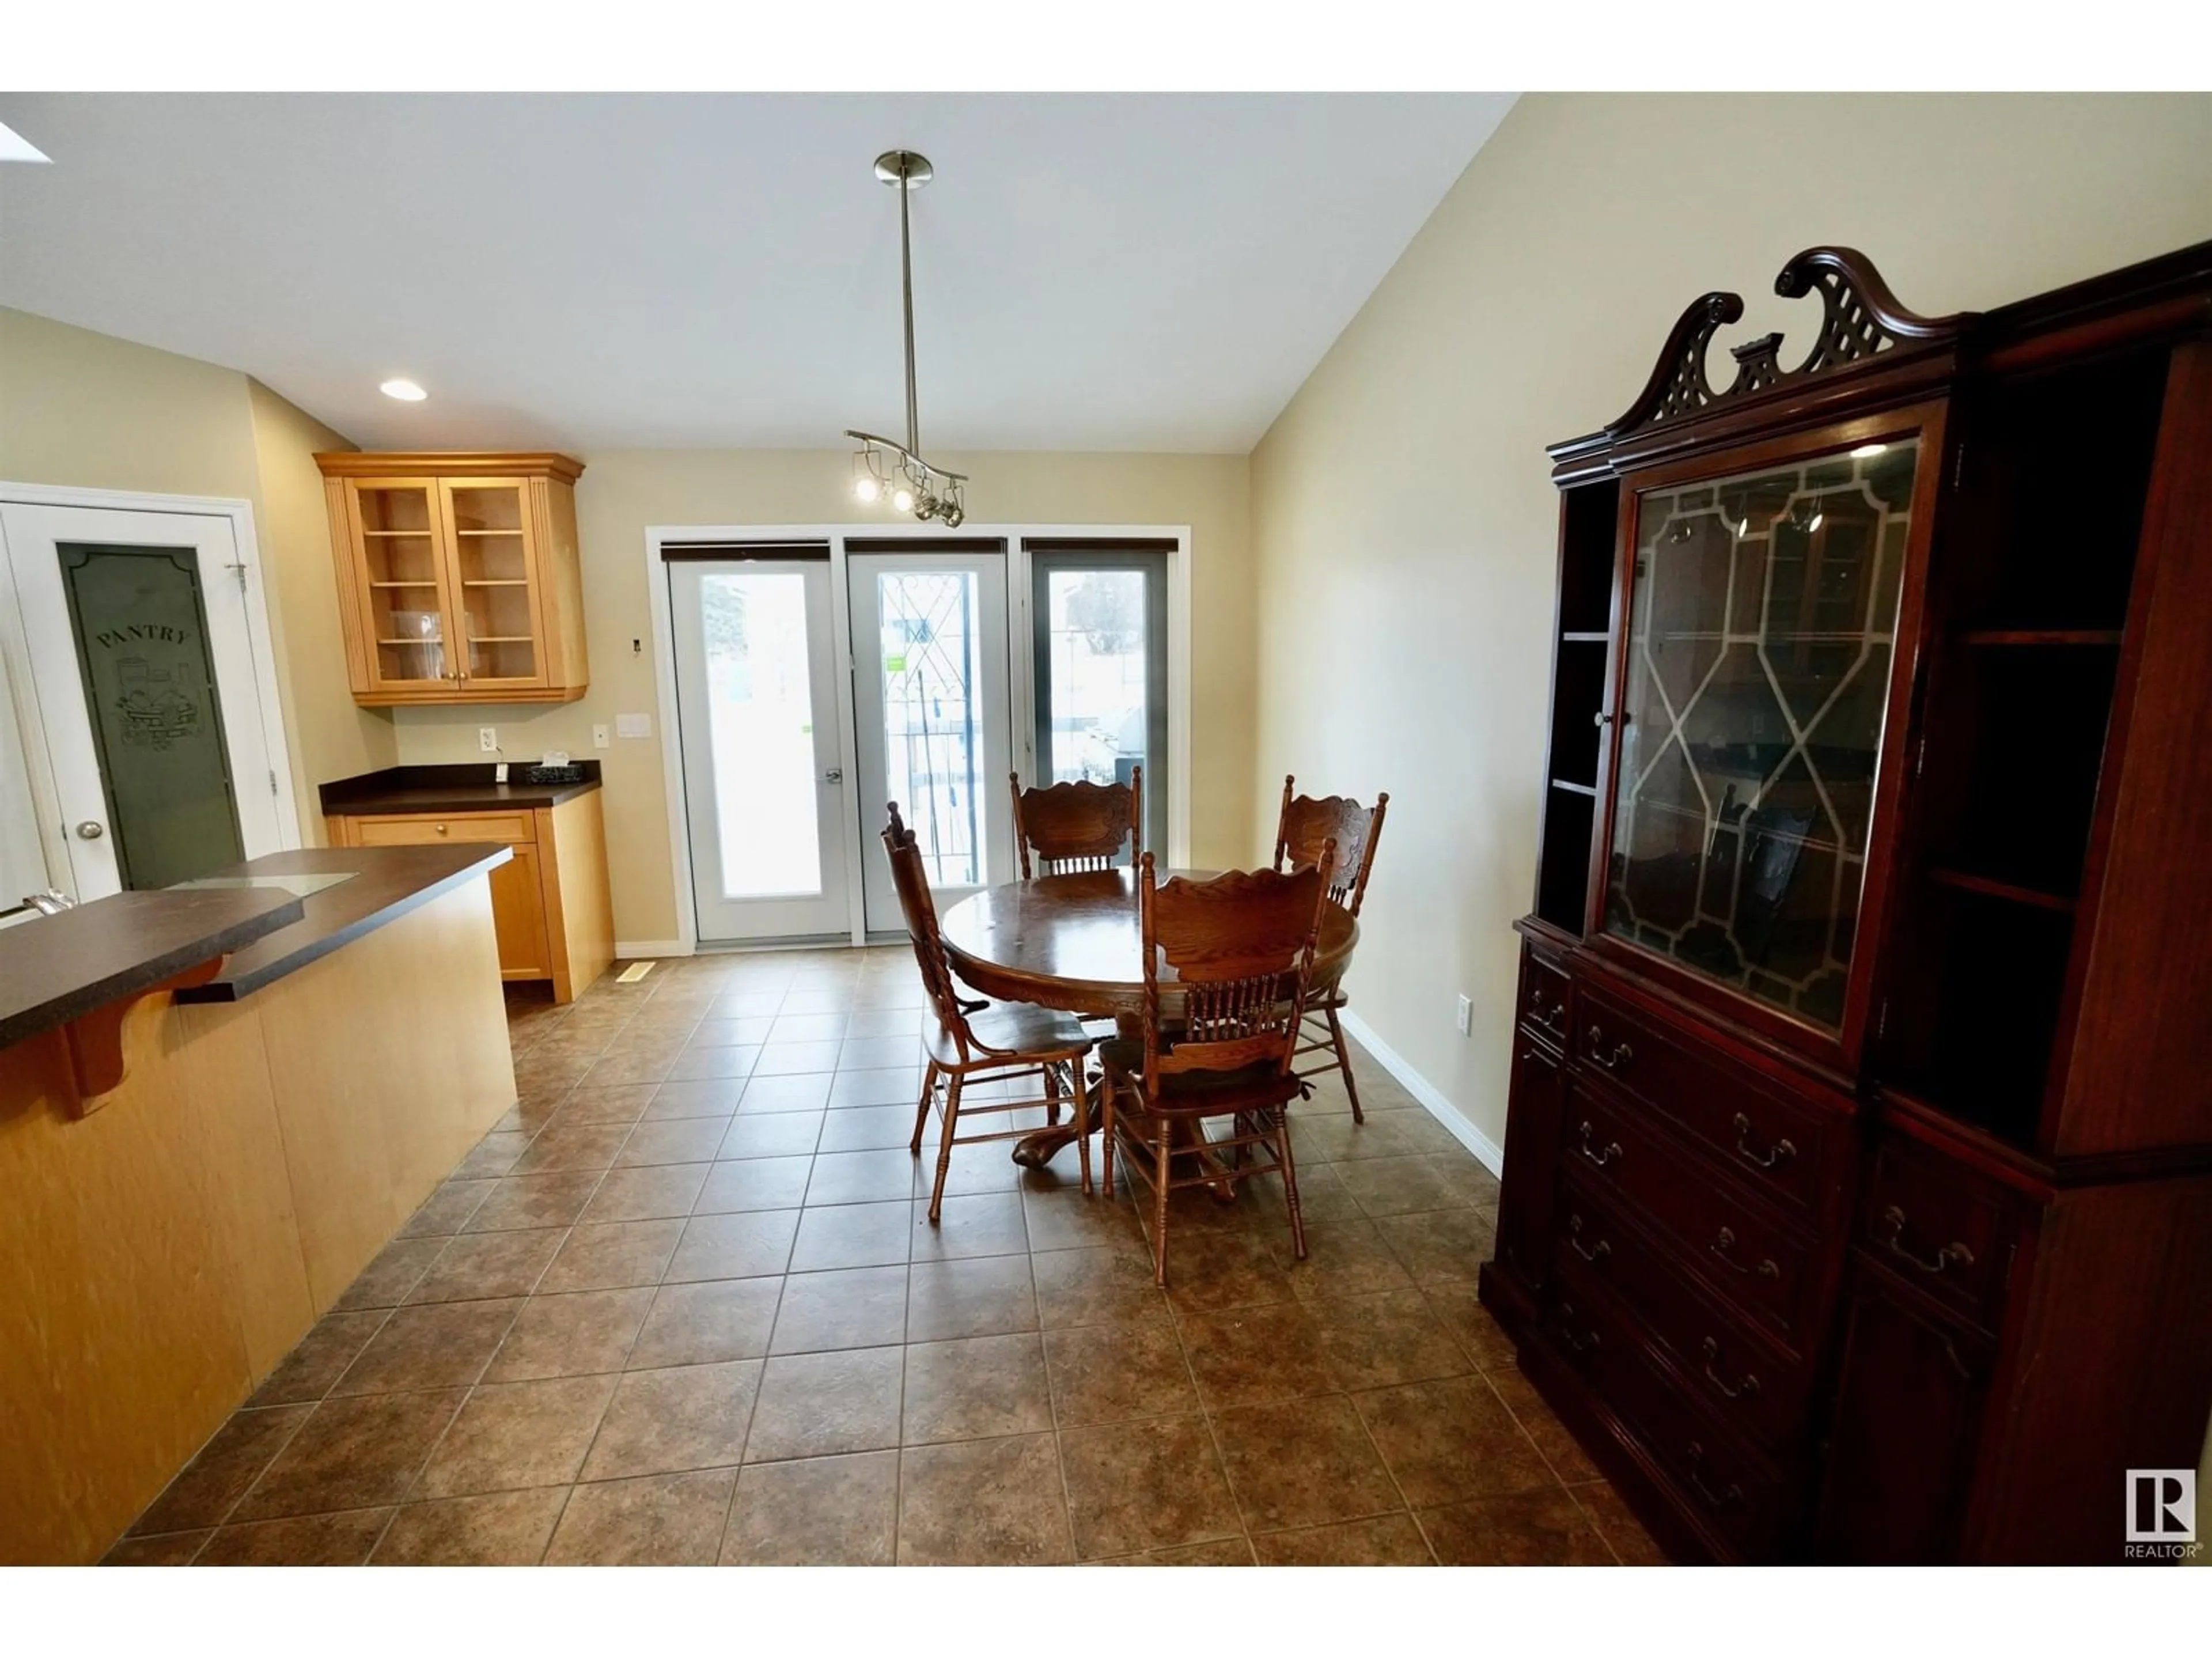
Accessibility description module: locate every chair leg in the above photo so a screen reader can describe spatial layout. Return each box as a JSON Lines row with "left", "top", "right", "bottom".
{"left": 1070, "top": 1063, "right": 1093, "bottom": 1196}
{"left": 929, "top": 1073, "right": 964, "bottom": 1224}
{"left": 1100, "top": 1080, "right": 1116, "bottom": 1200}
{"left": 1150, "top": 1128, "right": 1173, "bottom": 1288}
{"left": 910, "top": 1060, "right": 938, "bottom": 1156}
{"left": 1274, "top": 1107, "right": 1308, "bottom": 1262}
{"left": 1043, "top": 1059, "right": 1063, "bottom": 1126}
{"left": 1326, "top": 1003, "right": 1363, "bottom": 1123}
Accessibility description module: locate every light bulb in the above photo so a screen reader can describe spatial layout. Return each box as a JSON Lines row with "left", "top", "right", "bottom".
{"left": 854, "top": 476, "right": 880, "bottom": 503}
{"left": 892, "top": 487, "right": 915, "bottom": 513}
{"left": 380, "top": 378, "right": 427, "bottom": 402}
{"left": 1807, "top": 511, "right": 1825, "bottom": 533}
{"left": 1850, "top": 443, "right": 1887, "bottom": 459}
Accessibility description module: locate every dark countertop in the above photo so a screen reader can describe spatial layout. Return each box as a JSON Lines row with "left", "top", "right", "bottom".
{"left": 320, "top": 762, "right": 602, "bottom": 816}
{"left": 174, "top": 844, "right": 513, "bottom": 1003}
{"left": 0, "top": 888, "right": 305, "bottom": 1051}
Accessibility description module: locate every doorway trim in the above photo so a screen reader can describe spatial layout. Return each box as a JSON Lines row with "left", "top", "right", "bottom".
{"left": 644, "top": 520, "right": 1192, "bottom": 956}
{"left": 0, "top": 482, "right": 302, "bottom": 892}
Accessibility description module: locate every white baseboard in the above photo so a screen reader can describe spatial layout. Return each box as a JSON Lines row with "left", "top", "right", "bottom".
{"left": 1337, "top": 1009, "right": 1505, "bottom": 1178}
{"left": 615, "top": 940, "right": 692, "bottom": 961}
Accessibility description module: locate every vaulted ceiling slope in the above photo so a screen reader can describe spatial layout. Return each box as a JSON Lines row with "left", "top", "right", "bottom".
{"left": 0, "top": 93, "right": 1515, "bottom": 453}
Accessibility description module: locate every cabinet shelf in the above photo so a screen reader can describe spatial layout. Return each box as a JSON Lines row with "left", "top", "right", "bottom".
{"left": 1560, "top": 631, "right": 1609, "bottom": 644}
{"left": 368, "top": 580, "right": 441, "bottom": 589}
{"left": 1958, "top": 629, "right": 2123, "bottom": 647}
{"left": 375, "top": 637, "right": 445, "bottom": 647}
{"left": 462, "top": 579, "right": 531, "bottom": 587}
{"left": 454, "top": 529, "right": 524, "bottom": 537}
{"left": 468, "top": 635, "right": 534, "bottom": 643}
{"left": 1925, "top": 865, "right": 2077, "bottom": 914}
{"left": 361, "top": 529, "right": 433, "bottom": 538}
{"left": 1548, "top": 778, "right": 1597, "bottom": 798}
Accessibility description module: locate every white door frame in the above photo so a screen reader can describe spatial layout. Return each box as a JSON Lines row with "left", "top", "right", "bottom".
{"left": 0, "top": 482, "right": 301, "bottom": 896}
{"left": 645, "top": 521, "right": 1192, "bottom": 956}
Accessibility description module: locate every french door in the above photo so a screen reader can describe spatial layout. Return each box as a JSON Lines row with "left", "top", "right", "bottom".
{"left": 849, "top": 543, "right": 1015, "bottom": 935}
{"left": 1027, "top": 542, "right": 1169, "bottom": 856}
{"left": 667, "top": 547, "right": 853, "bottom": 941}
{"left": 0, "top": 500, "right": 293, "bottom": 902}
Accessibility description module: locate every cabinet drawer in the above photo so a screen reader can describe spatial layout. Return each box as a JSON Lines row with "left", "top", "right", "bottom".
{"left": 349, "top": 812, "right": 536, "bottom": 847}
{"left": 1575, "top": 983, "right": 1843, "bottom": 1219}
{"left": 1517, "top": 949, "right": 1573, "bottom": 1050}
{"left": 1859, "top": 1136, "right": 2017, "bottom": 1330}
{"left": 1565, "top": 1082, "right": 1819, "bottom": 1346}
{"left": 1546, "top": 1278, "right": 1788, "bottom": 1560}
{"left": 1555, "top": 1175, "right": 1809, "bottom": 1450}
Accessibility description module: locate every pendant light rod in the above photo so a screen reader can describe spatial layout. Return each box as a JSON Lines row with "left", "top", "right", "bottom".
{"left": 897, "top": 152, "right": 921, "bottom": 457}
{"left": 849, "top": 149, "right": 966, "bottom": 527}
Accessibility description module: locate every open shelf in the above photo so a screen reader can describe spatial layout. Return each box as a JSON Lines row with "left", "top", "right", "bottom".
{"left": 1960, "top": 629, "right": 2124, "bottom": 648}
{"left": 1535, "top": 783, "right": 1596, "bottom": 934}
{"left": 1549, "top": 778, "right": 1597, "bottom": 798}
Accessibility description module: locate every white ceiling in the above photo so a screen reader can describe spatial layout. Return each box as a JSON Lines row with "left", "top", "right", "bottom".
{"left": 0, "top": 93, "right": 1515, "bottom": 454}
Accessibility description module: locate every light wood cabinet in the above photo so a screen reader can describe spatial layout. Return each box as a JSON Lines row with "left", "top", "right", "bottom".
{"left": 326, "top": 791, "right": 612, "bottom": 1003}
{"left": 315, "top": 452, "right": 589, "bottom": 706}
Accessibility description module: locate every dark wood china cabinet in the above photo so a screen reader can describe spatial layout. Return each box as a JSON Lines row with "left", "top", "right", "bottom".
{"left": 1480, "top": 241, "right": 2212, "bottom": 1565}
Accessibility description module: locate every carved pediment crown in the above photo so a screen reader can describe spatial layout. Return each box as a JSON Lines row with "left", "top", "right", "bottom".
{"left": 1589, "top": 247, "right": 1978, "bottom": 446}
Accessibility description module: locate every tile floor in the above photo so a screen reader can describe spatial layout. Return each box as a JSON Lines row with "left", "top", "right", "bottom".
{"left": 105, "top": 948, "right": 1666, "bottom": 1567}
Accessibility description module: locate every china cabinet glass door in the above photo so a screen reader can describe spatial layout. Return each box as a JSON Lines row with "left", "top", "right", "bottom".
{"left": 1601, "top": 438, "right": 1921, "bottom": 1031}
{"left": 349, "top": 480, "right": 454, "bottom": 694}
{"left": 442, "top": 480, "right": 544, "bottom": 690}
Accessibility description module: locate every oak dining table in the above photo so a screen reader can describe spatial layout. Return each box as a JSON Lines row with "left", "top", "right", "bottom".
{"left": 936, "top": 867, "right": 1359, "bottom": 1168}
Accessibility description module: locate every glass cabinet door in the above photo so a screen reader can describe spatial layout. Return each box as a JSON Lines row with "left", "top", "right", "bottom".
{"left": 348, "top": 480, "right": 454, "bottom": 692}
{"left": 1601, "top": 438, "right": 1921, "bottom": 1030}
{"left": 442, "top": 480, "right": 543, "bottom": 688}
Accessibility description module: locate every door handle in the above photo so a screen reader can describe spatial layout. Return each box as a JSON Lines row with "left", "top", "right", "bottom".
{"left": 822, "top": 768, "right": 844, "bottom": 785}
{"left": 74, "top": 820, "right": 105, "bottom": 840}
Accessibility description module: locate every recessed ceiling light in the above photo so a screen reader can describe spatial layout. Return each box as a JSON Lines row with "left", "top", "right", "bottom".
{"left": 380, "top": 378, "right": 427, "bottom": 402}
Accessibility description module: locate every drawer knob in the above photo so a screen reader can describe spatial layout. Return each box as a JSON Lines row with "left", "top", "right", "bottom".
{"left": 1700, "top": 1335, "right": 1762, "bottom": 1401}
{"left": 1732, "top": 1113, "right": 1797, "bottom": 1171}
{"left": 1574, "top": 1121, "right": 1623, "bottom": 1168}
{"left": 435, "top": 824, "right": 449, "bottom": 835}
{"left": 1585, "top": 1024, "right": 1633, "bottom": 1071}
{"left": 1685, "top": 1442, "right": 1743, "bottom": 1510}
{"left": 1710, "top": 1226, "right": 1781, "bottom": 1281}
{"left": 1567, "top": 1213, "right": 1611, "bottom": 1265}
{"left": 1877, "top": 1205, "right": 1975, "bottom": 1277}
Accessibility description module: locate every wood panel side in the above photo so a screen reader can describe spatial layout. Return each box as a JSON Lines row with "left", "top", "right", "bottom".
{"left": 547, "top": 792, "right": 615, "bottom": 1002}
{"left": 540, "top": 478, "right": 589, "bottom": 694}
{"left": 0, "top": 1000, "right": 303, "bottom": 1564}
{"left": 2056, "top": 340, "right": 2212, "bottom": 1156}
{"left": 254, "top": 875, "right": 516, "bottom": 1310}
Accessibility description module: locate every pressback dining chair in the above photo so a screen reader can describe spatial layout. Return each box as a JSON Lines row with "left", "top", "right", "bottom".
{"left": 1009, "top": 766, "right": 1142, "bottom": 877}
{"left": 1273, "top": 776, "right": 1389, "bottom": 1121}
{"left": 1100, "top": 847, "right": 1336, "bottom": 1286}
{"left": 881, "top": 804, "right": 1097, "bottom": 1219}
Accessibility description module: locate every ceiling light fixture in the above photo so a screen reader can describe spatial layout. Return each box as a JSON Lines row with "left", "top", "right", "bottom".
{"left": 380, "top": 378, "right": 427, "bottom": 402}
{"left": 846, "top": 150, "right": 967, "bottom": 529}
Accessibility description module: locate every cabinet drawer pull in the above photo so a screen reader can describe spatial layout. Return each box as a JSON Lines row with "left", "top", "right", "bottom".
{"left": 1566, "top": 1213, "right": 1611, "bottom": 1264}
{"left": 1877, "top": 1205, "right": 1975, "bottom": 1277}
{"left": 1709, "top": 1226, "right": 1780, "bottom": 1280}
{"left": 1699, "top": 1335, "right": 1762, "bottom": 1400}
{"left": 1574, "top": 1122, "right": 1623, "bottom": 1168}
{"left": 1556, "top": 1301, "right": 1601, "bottom": 1356}
{"left": 1584, "top": 1024, "right": 1634, "bottom": 1071}
{"left": 1685, "top": 1442, "right": 1742, "bottom": 1509}
{"left": 1527, "top": 990, "right": 1569, "bottom": 1039}
{"left": 434, "top": 824, "right": 449, "bottom": 835}
{"left": 1731, "top": 1112, "right": 1796, "bottom": 1170}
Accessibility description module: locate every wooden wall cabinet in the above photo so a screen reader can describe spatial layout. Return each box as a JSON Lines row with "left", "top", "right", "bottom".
{"left": 327, "top": 791, "right": 612, "bottom": 1003}
{"left": 315, "top": 452, "right": 589, "bottom": 705}
{"left": 1480, "top": 241, "right": 2212, "bottom": 1565}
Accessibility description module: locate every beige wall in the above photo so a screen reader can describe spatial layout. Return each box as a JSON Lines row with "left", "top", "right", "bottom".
{"left": 1247, "top": 93, "right": 2212, "bottom": 1160}
{"left": 0, "top": 307, "right": 387, "bottom": 840}
{"left": 391, "top": 449, "right": 1253, "bottom": 944}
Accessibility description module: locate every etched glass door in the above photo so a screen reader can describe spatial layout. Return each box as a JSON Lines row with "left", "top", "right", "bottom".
{"left": 849, "top": 548, "right": 1014, "bottom": 935}
{"left": 1601, "top": 438, "right": 1921, "bottom": 1029}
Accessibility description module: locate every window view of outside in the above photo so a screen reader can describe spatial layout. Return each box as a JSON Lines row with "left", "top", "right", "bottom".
{"left": 878, "top": 570, "right": 984, "bottom": 886}
{"left": 702, "top": 571, "right": 821, "bottom": 897}
{"left": 1046, "top": 569, "right": 1149, "bottom": 790}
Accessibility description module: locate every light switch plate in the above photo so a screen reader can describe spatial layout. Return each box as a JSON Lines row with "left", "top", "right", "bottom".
{"left": 615, "top": 713, "right": 652, "bottom": 739}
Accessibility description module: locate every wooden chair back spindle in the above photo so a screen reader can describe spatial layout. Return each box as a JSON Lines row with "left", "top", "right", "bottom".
{"left": 880, "top": 802, "right": 974, "bottom": 1063}
{"left": 1010, "top": 766, "right": 1142, "bottom": 877}
{"left": 1273, "top": 775, "right": 1387, "bottom": 915}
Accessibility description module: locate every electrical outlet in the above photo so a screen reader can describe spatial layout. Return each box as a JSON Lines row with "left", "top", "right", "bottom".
{"left": 478, "top": 726, "right": 498, "bottom": 753}
{"left": 1455, "top": 994, "right": 1473, "bottom": 1036}
{"left": 592, "top": 724, "right": 611, "bottom": 749}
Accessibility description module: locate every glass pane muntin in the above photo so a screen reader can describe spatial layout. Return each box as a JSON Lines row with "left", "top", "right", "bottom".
{"left": 1600, "top": 435, "right": 1922, "bottom": 1032}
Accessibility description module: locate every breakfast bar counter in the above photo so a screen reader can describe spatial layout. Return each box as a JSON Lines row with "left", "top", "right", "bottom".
{"left": 0, "top": 846, "right": 520, "bottom": 1564}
